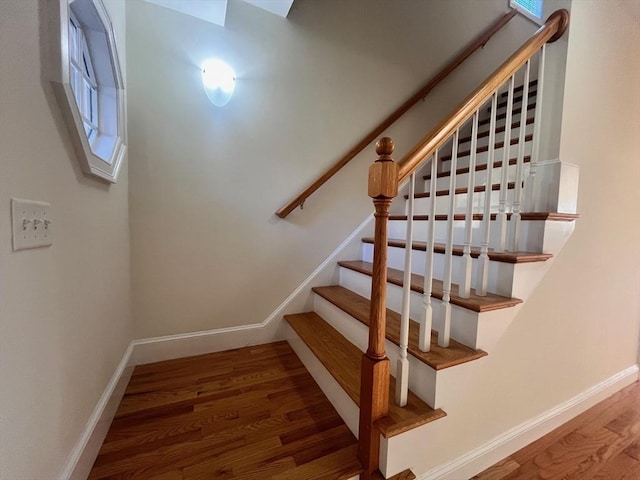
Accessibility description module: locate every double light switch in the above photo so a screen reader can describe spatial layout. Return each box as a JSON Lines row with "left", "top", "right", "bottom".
{"left": 11, "top": 198, "right": 53, "bottom": 251}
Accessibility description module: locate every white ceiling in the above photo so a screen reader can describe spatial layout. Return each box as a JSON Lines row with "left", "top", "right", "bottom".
{"left": 142, "top": 0, "right": 294, "bottom": 27}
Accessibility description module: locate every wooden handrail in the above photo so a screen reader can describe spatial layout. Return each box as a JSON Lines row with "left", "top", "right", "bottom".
{"left": 397, "top": 9, "right": 569, "bottom": 184}
{"left": 275, "top": 9, "right": 518, "bottom": 219}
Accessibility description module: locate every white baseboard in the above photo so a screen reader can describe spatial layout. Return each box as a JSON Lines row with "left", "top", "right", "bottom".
{"left": 132, "top": 214, "right": 373, "bottom": 366}
{"left": 416, "top": 364, "right": 640, "bottom": 480}
{"left": 132, "top": 320, "right": 286, "bottom": 365}
{"left": 60, "top": 343, "right": 135, "bottom": 480}
{"left": 60, "top": 214, "right": 374, "bottom": 478}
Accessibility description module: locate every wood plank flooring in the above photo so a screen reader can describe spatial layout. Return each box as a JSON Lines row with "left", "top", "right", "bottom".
{"left": 474, "top": 381, "right": 640, "bottom": 479}
{"left": 88, "top": 341, "right": 362, "bottom": 479}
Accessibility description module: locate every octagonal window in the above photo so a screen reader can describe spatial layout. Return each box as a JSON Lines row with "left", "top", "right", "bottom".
{"left": 49, "top": 0, "right": 126, "bottom": 183}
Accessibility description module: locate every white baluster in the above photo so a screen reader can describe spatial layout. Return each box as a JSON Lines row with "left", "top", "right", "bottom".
{"left": 524, "top": 45, "right": 546, "bottom": 212}
{"left": 420, "top": 152, "right": 438, "bottom": 352}
{"left": 460, "top": 113, "right": 479, "bottom": 298}
{"left": 396, "top": 173, "right": 415, "bottom": 407}
{"left": 440, "top": 132, "right": 459, "bottom": 348}
{"left": 496, "top": 76, "right": 515, "bottom": 253}
{"left": 477, "top": 92, "right": 498, "bottom": 296}
{"left": 511, "top": 61, "right": 531, "bottom": 252}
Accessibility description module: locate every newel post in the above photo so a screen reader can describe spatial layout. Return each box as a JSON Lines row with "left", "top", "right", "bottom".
{"left": 358, "top": 137, "right": 398, "bottom": 479}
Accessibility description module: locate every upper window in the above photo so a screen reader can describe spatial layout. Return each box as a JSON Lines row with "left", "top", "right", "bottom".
{"left": 49, "top": 0, "right": 126, "bottom": 183}
{"left": 69, "top": 14, "right": 99, "bottom": 142}
{"left": 510, "top": 0, "right": 544, "bottom": 25}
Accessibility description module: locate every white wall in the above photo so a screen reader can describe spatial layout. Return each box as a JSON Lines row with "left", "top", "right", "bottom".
{"left": 0, "top": 0, "right": 132, "bottom": 478}
{"left": 127, "top": 0, "right": 546, "bottom": 338}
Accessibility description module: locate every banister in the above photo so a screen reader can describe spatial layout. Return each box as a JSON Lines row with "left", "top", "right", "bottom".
{"left": 275, "top": 9, "right": 518, "bottom": 219}
{"left": 396, "top": 9, "right": 569, "bottom": 184}
{"left": 356, "top": 11, "right": 569, "bottom": 472}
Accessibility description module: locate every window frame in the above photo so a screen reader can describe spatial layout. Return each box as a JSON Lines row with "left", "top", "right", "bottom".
{"left": 69, "top": 12, "right": 99, "bottom": 142}
{"left": 48, "top": 0, "right": 127, "bottom": 183}
{"left": 509, "top": 0, "right": 544, "bottom": 26}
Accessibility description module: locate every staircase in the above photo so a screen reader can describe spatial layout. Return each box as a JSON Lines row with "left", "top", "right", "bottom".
{"left": 279, "top": 10, "right": 577, "bottom": 479}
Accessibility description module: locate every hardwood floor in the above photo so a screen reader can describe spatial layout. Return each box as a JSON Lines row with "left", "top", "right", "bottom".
{"left": 88, "top": 340, "right": 639, "bottom": 480}
{"left": 88, "top": 341, "right": 361, "bottom": 479}
{"left": 474, "top": 381, "right": 640, "bottom": 479}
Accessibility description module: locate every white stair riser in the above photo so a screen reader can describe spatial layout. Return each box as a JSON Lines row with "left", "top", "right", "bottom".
{"left": 313, "top": 295, "right": 442, "bottom": 409}
{"left": 364, "top": 242, "right": 559, "bottom": 300}
{"left": 442, "top": 107, "right": 534, "bottom": 151}
{"left": 439, "top": 141, "right": 532, "bottom": 172}
{"left": 410, "top": 188, "right": 517, "bottom": 215}
{"left": 428, "top": 162, "right": 530, "bottom": 192}
{"left": 388, "top": 218, "right": 573, "bottom": 255}
{"left": 362, "top": 243, "right": 517, "bottom": 297}
{"left": 339, "top": 267, "right": 481, "bottom": 349}
{"left": 339, "top": 266, "right": 520, "bottom": 351}
{"left": 456, "top": 122, "right": 534, "bottom": 152}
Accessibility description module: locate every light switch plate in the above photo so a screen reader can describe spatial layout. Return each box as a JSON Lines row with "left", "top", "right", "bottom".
{"left": 11, "top": 198, "right": 53, "bottom": 251}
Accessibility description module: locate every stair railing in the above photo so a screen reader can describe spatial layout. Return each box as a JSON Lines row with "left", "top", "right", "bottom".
{"left": 362, "top": 23, "right": 568, "bottom": 480}
{"left": 275, "top": 9, "right": 518, "bottom": 219}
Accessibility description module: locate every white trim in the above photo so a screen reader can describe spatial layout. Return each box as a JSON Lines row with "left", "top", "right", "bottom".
{"left": 49, "top": 0, "right": 127, "bottom": 183}
{"left": 416, "top": 364, "right": 640, "bottom": 480}
{"left": 133, "top": 214, "right": 374, "bottom": 365}
{"left": 509, "top": 0, "right": 544, "bottom": 26}
{"left": 60, "top": 343, "right": 135, "bottom": 480}
{"left": 58, "top": 214, "right": 374, "bottom": 476}
{"left": 535, "top": 157, "right": 559, "bottom": 166}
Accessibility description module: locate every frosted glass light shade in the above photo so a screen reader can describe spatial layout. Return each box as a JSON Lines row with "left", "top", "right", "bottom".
{"left": 201, "top": 59, "right": 236, "bottom": 107}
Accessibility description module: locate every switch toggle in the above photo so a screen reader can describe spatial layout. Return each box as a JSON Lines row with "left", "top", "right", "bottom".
{"left": 11, "top": 198, "right": 53, "bottom": 251}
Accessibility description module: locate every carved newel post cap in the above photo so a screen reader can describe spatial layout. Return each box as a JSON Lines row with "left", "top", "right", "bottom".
{"left": 369, "top": 137, "right": 398, "bottom": 199}
{"left": 375, "top": 137, "right": 394, "bottom": 158}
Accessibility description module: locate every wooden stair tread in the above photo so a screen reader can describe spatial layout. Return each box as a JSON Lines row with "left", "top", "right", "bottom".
{"left": 440, "top": 134, "right": 533, "bottom": 162}
{"left": 272, "top": 444, "right": 363, "bottom": 480}
{"left": 285, "top": 312, "right": 446, "bottom": 438}
{"left": 338, "top": 260, "right": 522, "bottom": 312}
{"left": 404, "top": 182, "right": 515, "bottom": 200}
{"left": 361, "top": 237, "right": 553, "bottom": 264}
{"left": 312, "top": 285, "right": 487, "bottom": 370}
{"left": 373, "top": 469, "right": 416, "bottom": 480}
{"left": 388, "top": 212, "right": 580, "bottom": 222}
{"left": 423, "top": 155, "right": 530, "bottom": 180}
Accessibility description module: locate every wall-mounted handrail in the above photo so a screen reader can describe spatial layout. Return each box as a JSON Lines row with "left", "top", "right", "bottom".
{"left": 396, "top": 9, "right": 569, "bottom": 184}
{"left": 275, "top": 9, "right": 518, "bottom": 219}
